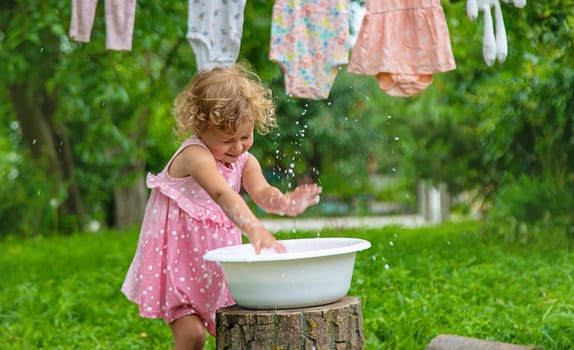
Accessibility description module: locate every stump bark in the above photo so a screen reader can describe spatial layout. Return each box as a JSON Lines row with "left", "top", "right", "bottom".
{"left": 216, "top": 296, "right": 364, "bottom": 350}
{"left": 426, "top": 334, "right": 543, "bottom": 350}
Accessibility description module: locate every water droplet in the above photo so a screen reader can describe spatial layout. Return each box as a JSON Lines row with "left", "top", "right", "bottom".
{"left": 389, "top": 241, "right": 394, "bottom": 246}
{"left": 384, "top": 264, "right": 390, "bottom": 270}
{"left": 394, "top": 137, "right": 400, "bottom": 141}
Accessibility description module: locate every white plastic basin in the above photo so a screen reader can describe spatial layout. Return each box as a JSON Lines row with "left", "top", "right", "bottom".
{"left": 203, "top": 237, "right": 371, "bottom": 309}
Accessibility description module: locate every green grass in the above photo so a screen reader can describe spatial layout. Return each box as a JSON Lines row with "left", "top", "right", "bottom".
{"left": 1, "top": 221, "right": 573, "bottom": 349}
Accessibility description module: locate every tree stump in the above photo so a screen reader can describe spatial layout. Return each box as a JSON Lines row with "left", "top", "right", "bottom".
{"left": 426, "top": 334, "right": 543, "bottom": 350}
{"left": 216, "top": 296, "right": 364, "bottom": 350}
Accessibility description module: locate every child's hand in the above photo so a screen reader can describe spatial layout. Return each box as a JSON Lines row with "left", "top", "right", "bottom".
{"left": 250, "top": 226, "right": 286, "bottom": 254}
{"left": 278, "top": 184, "right": 322, "bottom": 216}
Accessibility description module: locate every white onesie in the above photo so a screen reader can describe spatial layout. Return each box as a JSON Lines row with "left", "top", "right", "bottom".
{"left": 187, "top": 0, "right": 247, "bottom": 71}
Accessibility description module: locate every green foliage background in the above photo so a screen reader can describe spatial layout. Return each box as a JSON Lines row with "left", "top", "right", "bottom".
{"left": 0, "top": 1, "right": 573, "bottom": 235}
{"left": 1, "top": 222, "right": 572, "bottom": 349}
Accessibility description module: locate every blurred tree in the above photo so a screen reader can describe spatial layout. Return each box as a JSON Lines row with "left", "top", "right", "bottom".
{"left": 0, "top": 0, "right": 191, "bottom": 232}
{"left": 0, "top": 0, "right": 384, "bottom": 235}
{"left": 382, "top": 1, "right": 573, "bottom": 221}
{"left": 1, "top": 0, "right": 85, "bottom": 232}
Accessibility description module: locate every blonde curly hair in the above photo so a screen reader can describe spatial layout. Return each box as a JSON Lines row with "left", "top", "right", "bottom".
{"left": 173, "top": 62, "right": 276, "bottom": 138}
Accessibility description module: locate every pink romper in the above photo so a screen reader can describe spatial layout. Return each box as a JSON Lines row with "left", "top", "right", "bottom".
{"left": 348, "top": 0, "right": 456, "bottom": 97}
{"left": 121, "top": 137, "right": 245, "bottom": 335}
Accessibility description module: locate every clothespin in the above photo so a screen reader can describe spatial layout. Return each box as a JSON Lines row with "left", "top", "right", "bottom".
{"left": 502, "top": 0, "right": 526, "bottom": 8}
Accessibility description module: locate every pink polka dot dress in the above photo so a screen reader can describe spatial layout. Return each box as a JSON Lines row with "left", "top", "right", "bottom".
{"left": 121, "top": 136, "right": 246, "bottom": 335}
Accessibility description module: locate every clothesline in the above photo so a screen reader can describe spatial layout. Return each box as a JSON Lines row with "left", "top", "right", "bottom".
{"left": 68, "top": 0, "right": 526, "bottom": 100}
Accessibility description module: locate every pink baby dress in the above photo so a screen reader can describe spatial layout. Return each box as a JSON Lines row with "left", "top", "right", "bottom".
{"left": 121, "top": 136, "right": 246, "bottom": 335}
{"left": 348, "top": 0, "right": 456, "bottom": 97}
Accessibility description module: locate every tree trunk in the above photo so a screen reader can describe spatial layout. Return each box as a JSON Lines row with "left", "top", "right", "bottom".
{"left": 113, "top": 165, "right": 147, "bottom": 229}
{"left": 111, "top": 105, "right": 151, "bottom": 229}
{"left": 426, "top": 335, "right": 543, "bottom": 350}
{"left": 9, "top": 82, "right": 85, "bottom": 232}
{"left": 216, "top": 296, "right": 364, "bottom": 350}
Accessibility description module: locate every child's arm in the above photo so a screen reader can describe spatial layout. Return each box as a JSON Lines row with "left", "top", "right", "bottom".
{"left": 172, "top": 146, "right": 285, "bottom": 254}
{"left": 242, "top": 153, "right": 322, "bottom": 216}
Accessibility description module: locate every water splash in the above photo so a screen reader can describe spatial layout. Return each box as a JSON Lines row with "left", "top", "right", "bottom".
{"left": 49, "top": 198, "right": 59, "bottom": 208}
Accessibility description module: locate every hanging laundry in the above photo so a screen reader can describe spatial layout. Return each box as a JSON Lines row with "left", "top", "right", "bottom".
{"left": 466, "top": 0, "right": 525, "bottom": 66}
{"left": 269, "top": 0, "right": 350, "bottom": 100}
{"left": 348, "top": 0, "right": 456, "bottom": 98}
{"left": 69, "top": 0, "right": 136, "bottom": 51}
{"left": 187, "top": 0, "right": 247, "bottom": 71}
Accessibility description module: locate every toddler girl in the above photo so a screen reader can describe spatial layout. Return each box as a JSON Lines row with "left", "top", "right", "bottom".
{"left": 121, "top": 63, "right": 322, "bottom": 350}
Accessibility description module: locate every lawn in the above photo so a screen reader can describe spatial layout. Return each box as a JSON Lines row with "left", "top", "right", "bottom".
{"left": 1, "top": 220, "right": 573, "bottom": 349}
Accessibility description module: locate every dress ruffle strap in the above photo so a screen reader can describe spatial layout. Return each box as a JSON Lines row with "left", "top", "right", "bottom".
{"left": 146, "top": 173, "right": 234, "bottom": 228}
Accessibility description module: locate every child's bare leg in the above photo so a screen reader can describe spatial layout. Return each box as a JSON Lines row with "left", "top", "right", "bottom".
{"left": 169, "top": 314, "right": 206, "bottom": 350}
